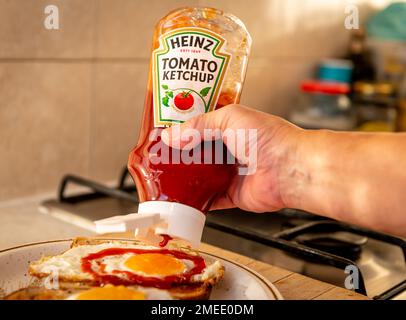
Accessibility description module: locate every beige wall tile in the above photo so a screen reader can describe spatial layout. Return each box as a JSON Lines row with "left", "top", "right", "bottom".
{"left": 198, "top": 0, "right": 352, "bottom": 59}
{"left": 0, "top": 0, "right": 95, "bottom": 58}
{"left": 95, "top": 0, "right": 199, "bottom": 58}
{"left": 241, "top": 57, "right": 314, "bottom": 116}
{"left": 88, "top": 62, "right": 148, "bottom": 181}
{"left": 0, "top": 63, "right": 91, "bottom": 200}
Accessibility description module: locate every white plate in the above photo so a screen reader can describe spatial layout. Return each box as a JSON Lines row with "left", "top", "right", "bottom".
{"left": 0, "top": 239, "right": 283, "bottom": 300}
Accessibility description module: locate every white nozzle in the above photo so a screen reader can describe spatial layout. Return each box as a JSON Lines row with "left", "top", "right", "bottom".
{"left": 94, "top": 212, "right": 160, "bottom": 234}
{"left": 138, "top": 201, "right": 206, "bottom": 248}
{"left": 94, "top": 201, "right": 206, "bottom": 248}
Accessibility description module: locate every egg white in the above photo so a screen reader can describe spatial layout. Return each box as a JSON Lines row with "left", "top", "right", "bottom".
{"left": 192, "top": 260, "right": 223, "bottom": 282}
{"left": 31, "top": 243, "right": 158, "bottom": 281}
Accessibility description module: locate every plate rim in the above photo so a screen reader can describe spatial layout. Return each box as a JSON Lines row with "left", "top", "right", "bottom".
{"left": 199, "top": 250, "right": 284, "bottom": 300}
{"left": 0, "top": 238, "right": 283, "bottom": 300}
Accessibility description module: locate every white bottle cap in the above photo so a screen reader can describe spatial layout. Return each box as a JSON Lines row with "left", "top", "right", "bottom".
{"left": 138, "top": 201, "right": 206, "bottom": 247}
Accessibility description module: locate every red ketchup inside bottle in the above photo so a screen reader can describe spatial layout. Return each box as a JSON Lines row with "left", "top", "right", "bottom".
{"left": 128, "top": 91, "right": 237, "bottom": 213}
{"left": 127, "top": 8, "right": 251, "bottom": 245}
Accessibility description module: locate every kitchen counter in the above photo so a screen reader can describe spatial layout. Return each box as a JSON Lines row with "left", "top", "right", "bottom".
{"left": 0, "top": 194, "right": 93, "bottom": 250}
{"left": 0, "top": 195, "right": 369, "bottom": 300}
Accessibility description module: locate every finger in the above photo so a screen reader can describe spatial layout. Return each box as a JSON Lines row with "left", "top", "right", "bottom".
{"left": 161, "top": 105, "right": 233, "bottom": 149}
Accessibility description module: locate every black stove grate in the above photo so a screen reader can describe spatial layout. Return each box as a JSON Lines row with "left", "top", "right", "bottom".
{"left": 58, "top": 171, "right": 138, "bottom": 204}
{"left": 273, "top": 220, "right": 406, "bottom": 299}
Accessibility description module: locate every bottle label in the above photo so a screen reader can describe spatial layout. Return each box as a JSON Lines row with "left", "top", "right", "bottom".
{"left": 152, "top": 27, "right": 231, "bottom": 127}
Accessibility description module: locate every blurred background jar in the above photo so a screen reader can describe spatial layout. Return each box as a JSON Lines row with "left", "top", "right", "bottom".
{"left": 352, "top": 81, "right": 397, "bottom": 132}
{"left": 289, "top": 80, "right": 355, "bottom": 130}
{"left": 289, "top": 58, "right": 356, "bottom": 130}
{"left": 345, "top": 29, "right": 376, "bottom": 84}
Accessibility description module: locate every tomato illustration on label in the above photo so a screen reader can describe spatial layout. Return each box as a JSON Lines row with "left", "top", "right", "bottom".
{"left": 161, "top": 85, "right": 212, "bottom": 112}
{"left": 174, "top": 91, "right": 194, "bottom": 111}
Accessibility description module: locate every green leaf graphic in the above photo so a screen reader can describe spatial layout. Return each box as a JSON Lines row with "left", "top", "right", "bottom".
{"left": 167, "top": 91, "right": 173, "bottom": 98}
{"left": 162, "top": 96, "right": 169, "bottom": 107}
{"left": 200, "top": 87, "right": 211, "bottom": 97}
{"left": 162, "top": 84, "right": 169, "bottom": 90}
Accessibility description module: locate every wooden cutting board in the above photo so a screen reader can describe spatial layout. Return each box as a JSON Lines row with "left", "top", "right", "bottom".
{"left": 100, "top": 232, "right": 369, "bottom": 300}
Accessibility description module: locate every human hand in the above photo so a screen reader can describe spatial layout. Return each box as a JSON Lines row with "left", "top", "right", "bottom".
{"left": 161, "top": 104, "right": 302, "bottom": 213}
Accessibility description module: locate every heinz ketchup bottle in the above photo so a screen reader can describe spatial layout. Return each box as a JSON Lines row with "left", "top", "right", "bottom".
{"left": 128, "top": 7, "right": 251, "bottom": 245}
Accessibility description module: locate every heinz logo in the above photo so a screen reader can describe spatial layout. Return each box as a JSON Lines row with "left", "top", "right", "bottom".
{"left": 152, "top": 28, "right": 231, "bottom": 127}
{"left": 169, "top": 34, "right": 215, "bottom": 51}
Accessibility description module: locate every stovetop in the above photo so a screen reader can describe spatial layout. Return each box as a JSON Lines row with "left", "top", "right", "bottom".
{"left": 39, "top": 172, "right": 406, "bottom": 299}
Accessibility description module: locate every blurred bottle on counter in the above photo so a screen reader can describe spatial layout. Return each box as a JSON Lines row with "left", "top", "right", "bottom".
{"left": 344, "top": 28, "right": 404, "bottom": 132}
{"left": 345, "top": 29, "right": 376, "bottom": 85}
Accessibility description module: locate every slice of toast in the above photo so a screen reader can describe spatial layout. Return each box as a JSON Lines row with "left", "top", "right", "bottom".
{"left": 28, "top": 237, "right": 224, "bottom": 300}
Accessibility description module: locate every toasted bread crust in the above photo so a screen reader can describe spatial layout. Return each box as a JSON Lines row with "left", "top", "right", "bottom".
{"left": 27, "top": 237, "right": 224, "bottom": 300}
{"left": 71, "top": 237, "right": 143, "bottom": 248}
{"left": 169, "top": 266, "right": 224, "bottom": 300}
{"left": 4, "top": 287, "right": 69, "bottom": 300}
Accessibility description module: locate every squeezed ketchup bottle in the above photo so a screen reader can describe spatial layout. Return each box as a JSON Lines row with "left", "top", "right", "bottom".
{"left": 128, "top": 7, "right": 251, "bottom": 246}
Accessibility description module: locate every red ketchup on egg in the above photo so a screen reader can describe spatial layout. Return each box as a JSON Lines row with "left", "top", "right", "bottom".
{"left": 81, "top": 248, "right": 206, "bottom": 289}
{"left": 128, "top": 7, "right": 251, "bottom": 246}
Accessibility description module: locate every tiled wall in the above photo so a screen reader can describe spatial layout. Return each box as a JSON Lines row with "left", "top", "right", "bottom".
{"left": 0, "top": 0, "right": 390, "bottom": 200}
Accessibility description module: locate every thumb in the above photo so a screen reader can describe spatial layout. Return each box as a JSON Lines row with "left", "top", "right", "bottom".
{"left": 161, "top": 105, "right": 232, "bottom": 150}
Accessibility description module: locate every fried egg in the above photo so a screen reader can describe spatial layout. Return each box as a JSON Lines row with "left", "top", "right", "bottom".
{"left": 30, "top": 241, "right": 222, "bottom": 285}
{"left": 67, "top": 285, "right": 172, "bottom": 300}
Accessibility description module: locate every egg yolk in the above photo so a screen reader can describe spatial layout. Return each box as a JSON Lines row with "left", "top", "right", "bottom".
{"left": 75, "top": 285, "right": 145, "bottom": 300}
{"left": 124, "top": 253, "right": 186, "bottom": 276}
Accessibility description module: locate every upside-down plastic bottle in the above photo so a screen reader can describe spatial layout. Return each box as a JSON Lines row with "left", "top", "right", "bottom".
{"left": 128, "top": 7, "right": 251, "bottom": 246}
